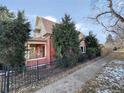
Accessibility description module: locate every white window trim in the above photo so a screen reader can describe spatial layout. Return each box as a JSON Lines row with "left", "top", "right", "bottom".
{"left": 81, "top": 46, "right": 86, "bottom": 53}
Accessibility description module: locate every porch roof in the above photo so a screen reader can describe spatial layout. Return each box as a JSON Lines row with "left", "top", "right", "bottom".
{"left": 27, "top": 37, "right": 47, "bottom": 44}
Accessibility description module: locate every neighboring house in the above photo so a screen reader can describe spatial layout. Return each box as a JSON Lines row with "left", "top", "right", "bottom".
{"left": 79, "top": 32, "right": 86, "bottom": 53}
{"left": 25, "top": 16, "right": 86, "bottom": 66}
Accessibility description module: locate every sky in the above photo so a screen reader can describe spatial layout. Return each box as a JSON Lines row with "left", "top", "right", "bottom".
{"left": 0, "top": 0, "right": 107, "bottom": 44}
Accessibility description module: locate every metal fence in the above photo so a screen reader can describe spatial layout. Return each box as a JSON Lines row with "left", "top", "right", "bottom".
{"left": 0, "top": 62, "right": 57, "bottom": 93}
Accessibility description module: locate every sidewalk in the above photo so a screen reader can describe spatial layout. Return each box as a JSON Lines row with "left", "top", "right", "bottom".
{"left": 35, "top": 57, "right": 110, "bottom": 93}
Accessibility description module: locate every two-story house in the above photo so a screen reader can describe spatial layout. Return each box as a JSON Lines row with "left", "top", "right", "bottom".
{"left": 25, "top": 16, "right": 86, "bottom": 66}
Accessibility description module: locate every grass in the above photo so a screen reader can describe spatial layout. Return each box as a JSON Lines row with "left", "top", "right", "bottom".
{"left": 117, "top": 48, "right": 124, "bottom": 51}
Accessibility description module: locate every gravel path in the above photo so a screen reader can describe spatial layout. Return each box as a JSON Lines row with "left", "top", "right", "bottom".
{"left": 35, "top": 57, "right": 111, "bottom": 93}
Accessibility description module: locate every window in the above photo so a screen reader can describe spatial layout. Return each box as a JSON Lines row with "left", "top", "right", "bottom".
{"left": 81, "top": 47, "right": 84, "bottom": 52}
{"left": 0, "top": 63, "right": 3, "bottom": 70}
{"left": 80, "top": 46, "right": 86, "bottom": 53}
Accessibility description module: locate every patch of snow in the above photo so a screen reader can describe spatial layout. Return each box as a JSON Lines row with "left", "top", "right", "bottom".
{"left": 96, "top": 60, "right": 124, "bottom": 93}
{"left": 112, "top": 60, "right": 124, "bottom": 65}
{"left": 97, "top": 89, "right": 111, "bottom": 93}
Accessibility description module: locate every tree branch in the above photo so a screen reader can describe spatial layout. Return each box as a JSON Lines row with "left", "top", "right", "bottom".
{"left": 100, "top": 21, "right": 120, "bottom": 36}
{"left": 96, "top": 11, "right": 111, "bottom": 23}
{"left": 117, "top": 24, "right": 124, "bottom": 31}
{"left": 109, "top": 18, "right": 119, "bottom": 27}
{"left": 107, "top": 0, "right": 124, "bottom": 22}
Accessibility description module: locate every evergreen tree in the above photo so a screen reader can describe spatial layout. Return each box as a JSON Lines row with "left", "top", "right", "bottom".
{"left": 85, "top": 31, "right": 99, "bottom": 48}
{"left": 0, "top": 6, "right": 31, "bottom": 65}
{"left": 0, "top": 21, "right": 15, "bottom": 64}
{"left": 0, "top": 6, "right": 14, "bottom": 22}
{"left": 11, "top": 11, "right": 31, "bottom": 65}
{"left": 85, "top": 31, "right": 100, "bottom": 58}
{"left": 53, "top": 14, "right": 80, "bottom": 67}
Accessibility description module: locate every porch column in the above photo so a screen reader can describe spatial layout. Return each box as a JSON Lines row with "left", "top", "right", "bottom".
{"left": 46, "top": 36, "right": 51, "bottom": 64}
{"left": 45, "top": 44, "right": 47, "bottom": 57}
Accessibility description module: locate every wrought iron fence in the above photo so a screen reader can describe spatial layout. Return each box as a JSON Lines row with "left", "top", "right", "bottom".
{"left": 0, "top": 62, "right": 57, "bottom": 93}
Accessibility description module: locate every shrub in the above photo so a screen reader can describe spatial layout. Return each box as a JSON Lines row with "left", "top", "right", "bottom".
{"left": 78, "top": 53, "right": 88, "bottom": 62}
{"left": 96, "top": 48, "right": 101, "bottom": 57}
{"left": 86, "top": 48, "right": 97, "bottom": 59}
{"left": 113, "top": 47, "right": 117, "bottom": 51}
{"left": 58, "top": 53, "right": 78, "bottom": 68}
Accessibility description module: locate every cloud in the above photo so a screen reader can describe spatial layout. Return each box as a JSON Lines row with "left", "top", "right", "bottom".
{"left": 44, "top": 16, "right": 57, "bottom": 22}
{"left": 75, "top": 23, "right": 89, "bottom": 35}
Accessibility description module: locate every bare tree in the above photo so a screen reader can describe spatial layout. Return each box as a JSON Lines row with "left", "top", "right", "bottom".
{"left": 91, "top": 0, "right": 124, "bottom": 37}
{"left": 112, "top": 22, "right": 124, "bottom": 47}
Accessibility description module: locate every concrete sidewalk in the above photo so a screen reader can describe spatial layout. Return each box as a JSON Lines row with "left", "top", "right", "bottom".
{"left": 34, "top": 57, "right": 109, "bottom": 93}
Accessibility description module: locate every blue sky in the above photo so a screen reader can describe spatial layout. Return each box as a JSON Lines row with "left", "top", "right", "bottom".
{"left": 0, "top": 0, "right": 107, "bottom": 43}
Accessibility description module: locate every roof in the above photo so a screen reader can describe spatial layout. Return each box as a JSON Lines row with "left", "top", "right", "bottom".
{"left": 41, "top": 17, "right": 56, "bottom": 34}
{"left": 35, "top": 16, "right": 56, "bottom": 34}
{"left": 28, "top": 37, "right": 46, "bottom": 42}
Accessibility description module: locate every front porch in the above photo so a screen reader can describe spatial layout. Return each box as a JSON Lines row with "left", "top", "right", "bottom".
{"left": 25, "top": 39, "right": 49, "bottom": 66}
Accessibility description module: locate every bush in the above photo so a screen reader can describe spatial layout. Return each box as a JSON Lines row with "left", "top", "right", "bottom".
{"left": 113, "top": 47, "right": 117, "bottom": 51}
{"left": 58, "top": 53, "right": 78, "bottom": 68}
{"left": 59, "top": 56, "right": 69, "bottom": 68}
{"left": 86, "top": 48, "right": 96, "bottom": 59}
{"left": 96, "top": 48, "right": 101, "bottom": 57}
{"left": 78, "top": 53, "right": 88, "bottom": 62}
{"left": 86, "top": 47, "right": 101, "bottom": 59}
{"left": 14, "top": 64, "right": 27, "bottom": 73}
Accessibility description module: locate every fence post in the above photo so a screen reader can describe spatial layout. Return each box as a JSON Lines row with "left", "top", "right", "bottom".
{"left": 36, "top": 60, "right": 39, "bottom": 81}
{"left": 3, "top": 65, "right": 10, "bottom": 93}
